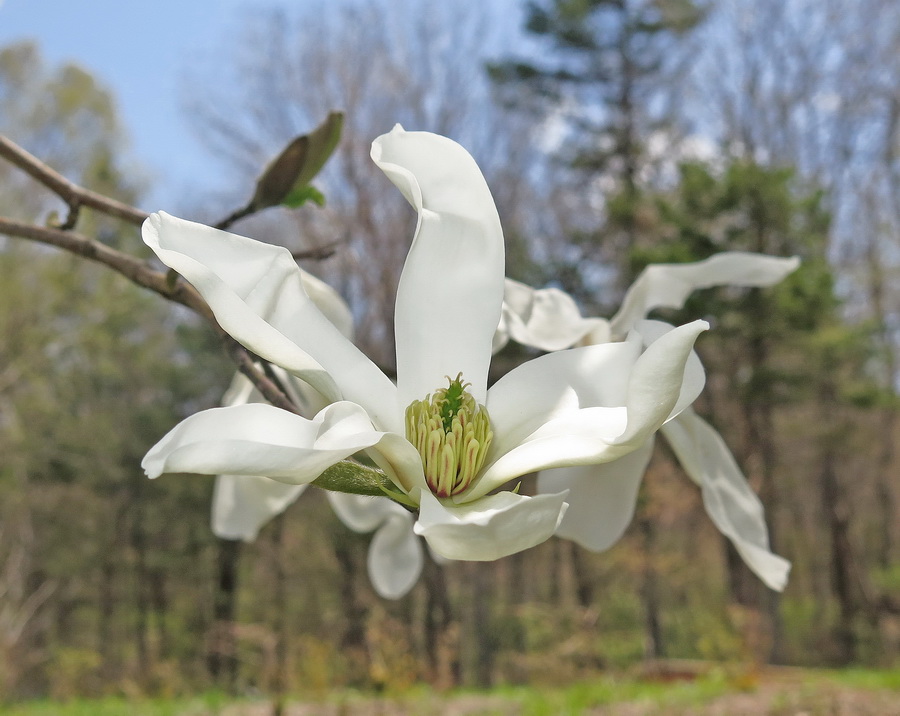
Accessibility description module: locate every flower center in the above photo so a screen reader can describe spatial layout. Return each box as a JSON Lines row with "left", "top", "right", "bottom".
{"left": 405, "top": 373, "right": 493, "bottom": 498}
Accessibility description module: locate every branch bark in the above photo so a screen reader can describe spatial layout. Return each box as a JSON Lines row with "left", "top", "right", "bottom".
{"left": 0, "top": 216, "right": 299, "bottom": 415}
{"left": 0, "top": 135, "right": 149, "bottom": 227}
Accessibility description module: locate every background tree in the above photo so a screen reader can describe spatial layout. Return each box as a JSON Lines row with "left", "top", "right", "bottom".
{"left": 489, "top": 0, "right": 708, "bottom": 660}
{"left": 625, "top": 159, "right": 888, "bottom": 663}
{"left": 0, "top": 41, "right": 233, "bottom": 697}
{"left": 689, "top": 0, "right": 900, "bottom": 572}
{"left": 489, "top": 0, "right": 707, "bottom": 300}
{"left": 1, "top": 0, "right": 899, "bottom": 702}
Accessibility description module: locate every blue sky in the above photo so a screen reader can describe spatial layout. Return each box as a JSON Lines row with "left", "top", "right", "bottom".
{"left": 0, "top": 0, "right": 275, "bottom": 209}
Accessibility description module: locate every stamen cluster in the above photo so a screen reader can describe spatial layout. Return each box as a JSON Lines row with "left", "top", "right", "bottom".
{"left": 405, "top": 373, "right": 493, "bottom": 497}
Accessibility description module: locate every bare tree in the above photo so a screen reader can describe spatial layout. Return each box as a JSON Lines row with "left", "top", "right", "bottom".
{"left": 688, "top": 0, "right": 900, "bottom": 660}
{"left": 184, "top": 0, "right": 552, "bottom": 368}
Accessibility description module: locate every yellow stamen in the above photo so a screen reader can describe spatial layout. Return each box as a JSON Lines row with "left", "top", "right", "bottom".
{"left": 405, "top": 374, "right": 493, "bottom": 497}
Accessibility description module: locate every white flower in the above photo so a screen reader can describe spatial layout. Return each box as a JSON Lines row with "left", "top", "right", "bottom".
{"left": 141, "top": 126, "right": 707, "bottom": 566}
{"left": 209, "top": 269, "right": 424, "bottom": 600}
{"left": 497, "top": 253, "right": 799, "bottom": 591}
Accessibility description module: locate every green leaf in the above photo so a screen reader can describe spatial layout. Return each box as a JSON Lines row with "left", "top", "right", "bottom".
{"left": 311, "top": 460, "right": 416, "bottom": 507}
{"left": 249, "top": 111, "right": 344, "bottom": 211}
{"left": 282, "top": 184, "right": 326, "bottom": 209}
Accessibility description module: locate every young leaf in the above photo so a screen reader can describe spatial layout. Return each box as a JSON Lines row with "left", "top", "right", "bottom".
{"left": 249, "top": 111, "right": 343, "bottom": 211}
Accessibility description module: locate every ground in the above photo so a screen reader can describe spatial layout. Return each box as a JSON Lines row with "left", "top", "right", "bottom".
{"left": 213, "top": 666, "right": 900, "bottom": 716}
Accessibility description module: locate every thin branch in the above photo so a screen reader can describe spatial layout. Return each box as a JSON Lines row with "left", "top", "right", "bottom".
{"left": 0, "top": 216, "right": 300, "bottom": 415}
{"left": 0, "top": 217, "right": 209, "bottom": 315}
{"left": 225, "top": 340, "right": 302, "bottom": 415}
{"left": 291, "top": 241, "right": 342, "bottom": 261}
{"left": 214, "top": 203, "right": 255, "bottom": 231}
{"left": 0, "top": 135, "right": 149, "bottom": 227}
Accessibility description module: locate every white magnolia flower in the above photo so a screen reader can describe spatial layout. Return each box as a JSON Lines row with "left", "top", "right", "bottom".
{"left": 142, "top": 126, "right": 707, "bottom": 566}
{"left": 213, "top": 370, "right": 424, "bottom": 600}
{"left": 207, "top": 264, "right": 424, "bottom": 599}
{"left": 497, "top": 253, "right": 799, "bottom": 591}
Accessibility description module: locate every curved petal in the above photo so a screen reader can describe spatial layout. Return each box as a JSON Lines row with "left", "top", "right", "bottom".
{"left": 299, "top": 268, "right": 355, "bottom": 340}
{"left": 486, "top": 340, "right": 642, "bottom": 460}
{"left": 211, "top": 474, "right": 307, "bottom": 541}
{"left": 364, "top": 433, "right": 430, "bottom": 499}
{"left": 221, "top": 370, "right": 257, "bottom": 407}
{"left": 610, "top": 253, "right": 800, "bottom": 338}
{"left": 497, "top": 278, "right": 610, "bottom": 352}
{"left": 472, "top": 320, "right": 707, "bottom": 498}
{"left": 221, "top": 368, "right": 332, "bottom": 418}
{"left": 142, "top": 401, "right": 395, "bottom": 484}
{"left": 326, "top": 492, "right": 400, "bottom": 533}
{"left": 142, "top": 213, "right": 399, "bottom": 432}
{"left": 536, "top": 438, "right": 654, "bottom": 551}
{"left": 662, "top": 409, "right": 791, "bottom": 591}
{"left": 414, "top": 490, "right": 568, "bottom": 561}
{"left": 628, "top": 320, "right": 707, "bottom": 426}
{"left": 373, "top": 126, "right": 504, "bottom": 406}
{"left": 326, "top": 493, "right": 423, "bottom": 598}
{"left": 368, "top": 512, "right": 424, "bottom": 599}
{"left": 475, "top": 406, "right": 627, "bottom": 489}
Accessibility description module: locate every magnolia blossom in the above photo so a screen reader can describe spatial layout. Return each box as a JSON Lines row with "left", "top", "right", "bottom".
{"left": 496, "top": 253, "right": 799, "bottom": 591}
{"left": 142, "top": 126, "right": 707, "bottom": 569}
{"left": 207, "top": 266, "right": 424, "bottom": 599}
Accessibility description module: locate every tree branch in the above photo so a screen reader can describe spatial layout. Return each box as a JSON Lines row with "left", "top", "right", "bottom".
{"left": 291, "top": 241, "right": 342, "bottom": 261}
{"left": 0, "top": 216, "right": 300, "bottom": 415}
{"left": 0, "top": 135, "right": 149, "bottom": 227}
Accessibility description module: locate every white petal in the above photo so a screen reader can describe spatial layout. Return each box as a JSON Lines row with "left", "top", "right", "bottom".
{"left": 142, "top": 212, "right": 399, "bottom": 432}
{"left": 364, "top": 433, "right": 430, "bottom": 499}
{"left": 221, "top": 371, "right": 257, "bottom": 407}
{"left": 373, "top": 126, "right": 504, "bottom": 406}
{"left": 142, "top": 401, "right": 393, "bottom": 484}
{"left": 211, "top": 474, "right": 307, "bottom": 541}
{"left": 486, "top": 340, "right": 642, "bottom": 461}
{"left": 326, "top": 493, "right": 423, "bottom": 599}
{"left": 326, "top": 492, "right": 400, "bottom": 533}
{"left": 476, "top": 406, "right": 628, "bottom": 488}
{"left": 611, "top": 253, "right": 800, "bottom": 338}
{"left": 625, "top": 320, "right": 707, "bottom": 429}
{"left": 414, "top": 490, "right": 568, "bottom": 561}
{"left": 299, "top": 268, "right": 355, "bottom": 340}
{"left": 536, "top": 439, "right": 653, "bottom": 551}
{"left": 368, "top": 512, "right": 424, "bottom": 599}
{"left": 662, "top": 409, "right": 791, "bottom": 591}
{"left": 473, "top": 320, "right": 707, "bottom": 497}
{"left": 498, "top": 278, "right": 610, "bottom": 352}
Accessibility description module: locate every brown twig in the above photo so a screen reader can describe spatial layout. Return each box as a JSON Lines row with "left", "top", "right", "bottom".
{"left": 0, "top": 216, "right": 300, "bottom": 415}
{"left": 214, "top": 203, "right": 255, "bottom": 232}
{"left": 291, "top": 241, "right": 342, "bottom": 262}
{"left": 0, "top": 135, "right": 149, "bottom": 227}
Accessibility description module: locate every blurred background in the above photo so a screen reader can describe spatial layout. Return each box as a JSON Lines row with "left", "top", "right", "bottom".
{"left": 1, "top": 0, "right": 898, "bottom": 702}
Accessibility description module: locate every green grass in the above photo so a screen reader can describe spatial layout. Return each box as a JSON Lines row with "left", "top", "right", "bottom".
{"left": 484, "top": 671, "right": 732, "bottom": 716}
{"left": 822, "top": 667, "right": 900, "bottom": 691}
{"left": 2, "top": 666, "right": 897, "bottom": 716}
{"left": 0, "top": 691, "right": 237, "bottom": 716}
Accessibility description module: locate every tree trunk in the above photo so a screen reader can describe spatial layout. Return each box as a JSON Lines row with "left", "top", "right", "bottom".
{"left": 331, "top": 528, "right": 367, "bottom": 686}
{"left": 744, "top": 288, "right": 786, "bottom": 663}
{"left": 819, "top": 445, "right": 858, "bottom": 663}
{"left": 130, "top": 507, "right": 151, "bottom": 680}
{"left": 149, "top": 568, "right": 169, "bottom": 660}
{"left": 864, "top": 236, "right": 898, "bottom": 569}
{"left": 208, "top": 538, "right": 241, "bottom": 689}
{"left": 270, "top": 515, "right": 287, "bottom": 716}
{"left": 422, "top": 558, "right": 456, "bottom": 687}
{"left": 464, "top": 562, "right": 494, "bottom": 688}
{"left": 638, "top": 511, "right": 664, "bottom": 659}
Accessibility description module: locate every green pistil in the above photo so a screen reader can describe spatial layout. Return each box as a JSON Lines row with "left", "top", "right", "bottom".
{"left": 405, "top": 373, "right": 493, "bottom": 498}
